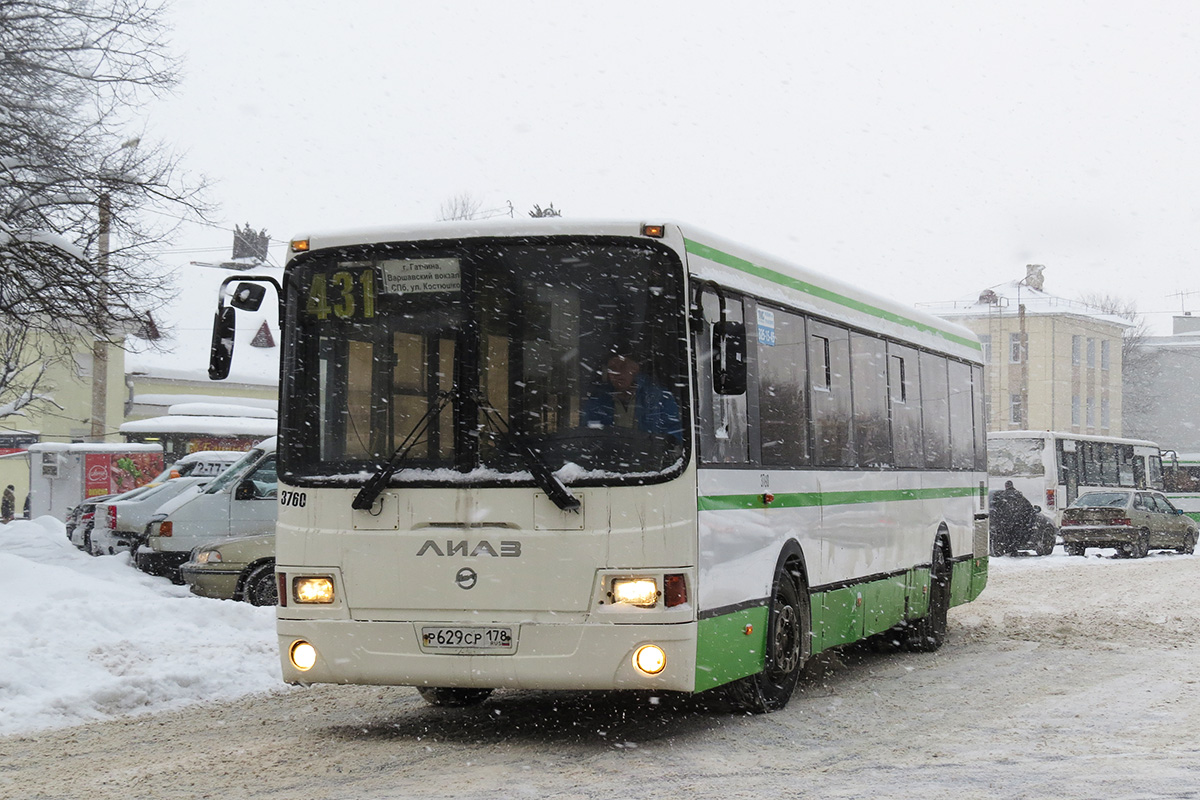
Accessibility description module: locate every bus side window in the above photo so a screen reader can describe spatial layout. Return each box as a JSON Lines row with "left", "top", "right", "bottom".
{"left": 809, "top": 320, "right": 852, "bottom": 467}
{"left": 696, "top": 290, "right": 749, "bottom": 465}
{"left": 888, "top": 343, "right": 923, "bottom": 468}
{"left": 758, "top": 306, "right": 809, "bottom": 467}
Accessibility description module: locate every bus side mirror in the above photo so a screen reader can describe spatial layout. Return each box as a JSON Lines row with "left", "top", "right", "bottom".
{"left": 713, "top": 320, "right": 747, "bottom": 396}
{"left": 230, "top": 282, "right": 267, "bottom": 311}
{"left": 208, "top": 306, "right": 235, "bottom": 380}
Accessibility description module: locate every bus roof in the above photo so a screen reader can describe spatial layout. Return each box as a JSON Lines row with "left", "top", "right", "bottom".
{"left": 286, "top": 219, "right": 982, "bottom": 362}
{"left": 988, "top": 430, "right": 1160, "bottom": 449}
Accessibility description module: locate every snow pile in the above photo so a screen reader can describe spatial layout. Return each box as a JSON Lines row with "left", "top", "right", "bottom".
{"left": 0, "top": 517, "right": 282, "bottom": 736}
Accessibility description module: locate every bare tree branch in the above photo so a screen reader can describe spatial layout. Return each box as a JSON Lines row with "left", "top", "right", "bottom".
{"left": 0, "top": 0, "right": 209, "bottom": 419}
{"left": 1077, "top": 292, "right": 1152, "bottom": 373}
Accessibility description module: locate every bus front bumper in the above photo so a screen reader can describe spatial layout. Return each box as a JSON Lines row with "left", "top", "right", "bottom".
{"left": 277, "top": 618, "right": 698, "bottom": 693}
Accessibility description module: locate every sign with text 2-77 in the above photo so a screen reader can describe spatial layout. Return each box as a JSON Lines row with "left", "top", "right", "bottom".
{"left": 84, "top": 452, "right": 165, "bottom": 498}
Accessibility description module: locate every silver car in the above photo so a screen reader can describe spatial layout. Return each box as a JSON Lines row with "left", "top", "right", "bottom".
{"left": 1060, "top": 489, "right": 1198, "bottom": 558}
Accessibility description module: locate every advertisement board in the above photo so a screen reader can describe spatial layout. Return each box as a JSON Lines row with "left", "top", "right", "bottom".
{"left": 83, "top": 452, "right": 165, "bottom": 498}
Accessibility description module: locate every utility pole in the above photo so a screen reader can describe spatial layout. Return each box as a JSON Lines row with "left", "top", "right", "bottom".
{"left": 90, "top": 192, "right": 110, "bottom": 441}
{"left": 89, "top": 138, "right": 137, "bottom": 441}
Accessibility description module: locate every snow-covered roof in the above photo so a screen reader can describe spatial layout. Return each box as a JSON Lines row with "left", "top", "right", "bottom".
{"left": 918, "top": 278, "right": 1134, "bottom": 328}
{"left": 164, "top": 402, "right": 275, "bottom": 419}
{"left": 125, "top": 261, "right": 283, "bottom": 386}
{"left": 26, "top": 442, "right": 163, "bottom": 454}
{"left": 119, "top": 415, "right": 276, "bottom": 437}
{"left": 134, "top": 394, "right": 277, "bottom": 410}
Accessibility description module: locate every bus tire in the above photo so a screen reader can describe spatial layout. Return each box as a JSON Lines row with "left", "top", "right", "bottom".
{"left": 417, "top": 687, "right": 493, "bottom": 707}
{"left": 906, "top": 541, "right": 950, "bottom": 653}
{"left": 725, "top": 563, "right": 808, "bottom": 713}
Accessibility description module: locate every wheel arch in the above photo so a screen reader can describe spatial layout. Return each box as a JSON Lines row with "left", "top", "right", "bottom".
{"left": 934, "top": 522, "right": 953, "bottom": 561}
{"left": 771, "top": 538, "right": 812, "bottom": 661}
{"left": 235, "top": 557, "right": 277, "bottom": 601}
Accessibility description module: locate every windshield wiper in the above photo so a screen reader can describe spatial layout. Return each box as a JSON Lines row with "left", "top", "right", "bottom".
{"left": 351, "top": 390, "right": 454, "bottom": 511}
{"left": 351, "top": 389, "right": 581, "bottom": 514}
{"left": 476, "top": 396, "right": 581, "bottom": 513}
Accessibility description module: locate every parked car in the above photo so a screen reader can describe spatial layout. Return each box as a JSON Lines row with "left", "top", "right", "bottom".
{"left": 1060, "top": 489, "right": 1199, "bottom": 558}
{"left": 137, "top": 437, "right": 277, "bottom": 583}
{"left": 91, "top": 477, "right": 208, "bottom": 556}
{"left": 66, "top": 493, "right": 120, "bottom": 552}
{"left": 180, "top": 533, "right": 276, "bottom": 605}
{"left": 68, "top": 451, "right": 247, "bottom": 556}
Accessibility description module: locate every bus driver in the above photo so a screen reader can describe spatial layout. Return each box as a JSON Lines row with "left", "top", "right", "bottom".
{"left": 581, "top": 341, "right": 682, "bottom": 439}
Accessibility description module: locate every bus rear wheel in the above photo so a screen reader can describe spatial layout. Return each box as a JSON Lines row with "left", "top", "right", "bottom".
{"left": 417, "top": 687, "right": 493, "bottom": 707}
{"left": 725, "top": 565, "right": 809, "bottom": 713}
{"left": 905, "top": 542, "right": 950, "bottom": 653}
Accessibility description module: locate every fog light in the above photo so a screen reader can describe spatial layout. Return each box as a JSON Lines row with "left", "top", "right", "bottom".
{"left": 634, "top": 644, "right": 666, "bottom": 675}
{"left": 290, "top": 640, "right": 317, "bottom": 671}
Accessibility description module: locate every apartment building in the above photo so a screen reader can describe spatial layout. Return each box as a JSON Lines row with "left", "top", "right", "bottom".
{"left": 921, "top": 265, "right": 1131, "bottom": 434}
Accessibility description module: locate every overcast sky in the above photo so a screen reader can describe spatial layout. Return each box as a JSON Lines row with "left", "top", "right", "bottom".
{"left": 146, "top": 1, "right": 1200, "bottom": 334}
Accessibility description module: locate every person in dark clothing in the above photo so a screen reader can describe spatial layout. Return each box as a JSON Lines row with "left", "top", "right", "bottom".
{"left": 990, "top": 480, "right": 1037, "bottom": 556}
{"left": 1, "top": 485, "right": 14, "bottom": 523}
{"left": 581, "top": 342, "right": 682, "bottom": 439}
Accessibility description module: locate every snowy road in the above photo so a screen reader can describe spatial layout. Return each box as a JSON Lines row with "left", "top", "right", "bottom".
{"left": 4, "top": 544, "right": 1200, "bottom": 798}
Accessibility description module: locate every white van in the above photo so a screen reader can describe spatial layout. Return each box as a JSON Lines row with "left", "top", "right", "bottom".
{"left": 136, "top": 438, "right": 277, "bottom": 581}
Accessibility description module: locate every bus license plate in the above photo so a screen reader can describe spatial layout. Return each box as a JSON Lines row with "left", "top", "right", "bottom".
{"left": 420, "top": 626, "right": 515, "bottom": 653}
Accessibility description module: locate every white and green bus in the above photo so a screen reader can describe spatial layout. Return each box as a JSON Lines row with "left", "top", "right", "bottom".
{"left": 209, "top": 220, "right": 989, "bottom": 712}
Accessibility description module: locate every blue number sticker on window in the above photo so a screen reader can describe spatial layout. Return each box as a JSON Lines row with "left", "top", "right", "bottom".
{"left": 757, "top": 307, "right": 776, "bottom": 347}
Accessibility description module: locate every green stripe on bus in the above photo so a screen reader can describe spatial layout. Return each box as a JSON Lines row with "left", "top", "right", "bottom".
{"left": 697, "top": 485, "right": 979, "bottom": 512}
{"left": 683, "top": 238, "right": 982, "bottom": 352}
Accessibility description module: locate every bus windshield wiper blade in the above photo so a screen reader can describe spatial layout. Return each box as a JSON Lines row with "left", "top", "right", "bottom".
{"left": 351, "top": 390, "right": 454, "bottom": 511}
{"left": 476, "top": 398, "right": 580, "bottom": 513}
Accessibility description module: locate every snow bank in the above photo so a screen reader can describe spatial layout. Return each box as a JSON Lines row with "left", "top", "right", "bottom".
{"left": 0, "top": 517, "right": 282, "bottom": 736}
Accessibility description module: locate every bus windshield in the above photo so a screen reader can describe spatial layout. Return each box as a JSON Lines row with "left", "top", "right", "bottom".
{"left": 987, "top": 437, "right": 1046, "bottom": 477}
{"left": 280, "top": 236, "right": 688, "bottom": 486}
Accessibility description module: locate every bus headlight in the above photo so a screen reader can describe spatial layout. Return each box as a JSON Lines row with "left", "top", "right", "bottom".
{"left": 610, "top": 577, "right": 659, "bottom": 607}
{"left": 634, "top": 644, "right": 666, "bottom": 675}
{"left": 293, "top": 576, "right": 335, "bottom": 604}
{"left": 290, "top": 640, "right": 317, "bottom": 671}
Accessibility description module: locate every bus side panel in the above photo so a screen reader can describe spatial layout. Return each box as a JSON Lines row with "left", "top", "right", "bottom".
{"left": 862, "top": 573, "right": 908, "bottom": 637}
{"left": 694, "top": 607, "right": 770, "bottom": 692}
{"left": 697, "top": 467, "right": 984, "bottom": 678}
{"left": 813, "top": 586, "right": 864, "bottom": 653}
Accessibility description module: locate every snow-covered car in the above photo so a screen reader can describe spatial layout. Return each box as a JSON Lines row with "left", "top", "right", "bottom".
{"left": 1060, "top": 489, "right": 1199, "bottom": 558}
{"left": 90, "top": 477, "right": 209, "bottom": 556}
{"left": 180, "top": 533, "right": 275, "bottom": 605}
